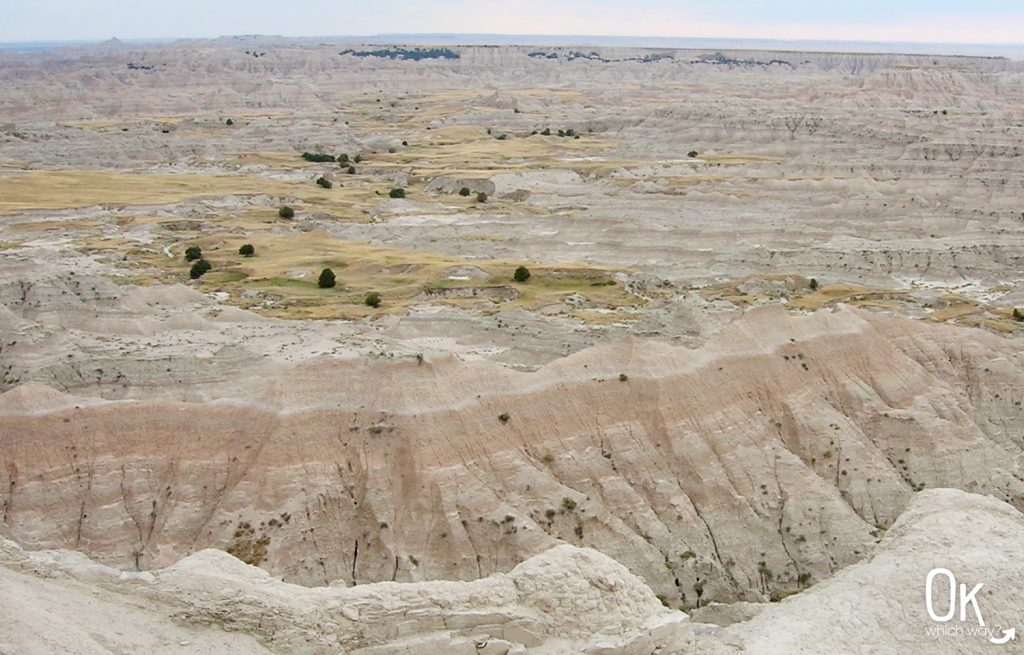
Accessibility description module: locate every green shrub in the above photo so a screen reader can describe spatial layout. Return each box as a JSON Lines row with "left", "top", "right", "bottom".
{"left": 354, "top": 153, "right": 363, "bottom": 163}
{"left": 389, "top": 188, "right": 406, "bottom": 199}
{"left": 498, "top": 412, "right": 511, "bottom": 424}
{"left": 189, "top": 259, "right": 211, "bottom": 279}
{"left": 476, "top": 192, "right": 488, "bottom": 203}
{"left": 688, "top": 150, "right": 699, "bottom": 158}
{"left": 809, "top": 278, "right": 819, "bottom": 290}
{"left": 338, "top": 153, "right": 349, "bottom": 164}
{"left": 316, "top": 177, "right": 333, "bottom": 189}
{"left": 346, "top": 166, "right": 356, "bottom": 174}
{"left": 278, "top": 206, "right": 295, "bottom": 219}
{"left": 238, "top": 244, "right": 255, "bottom": 257}
{"left": 541, "top": 128, "right": 551, "bottom": 136}
{"left": 364, "top": 291, "right": 382, "bottom": 308}
{"left": 318, "top": 268, "right": 336, "bottom": 289}
{"left": 513, "top": 265, "right": 531, "bottom": 283}
{"left": 459, "top": 187, "right": 471, "bottom": 196}
{"left": 184, "top": 245, "right": 202, "bottom": 262}
{"left": 561, "top": 497, "right": 577, "bottom": 511}
{"left": 225, "top": 118, "right": 234, "bottom": 126}
{"left": 302, "top": 152, "right": 336, "bottom": 163}
{"left": 1014, "top": 308, "right": 1024, "bottom": 321}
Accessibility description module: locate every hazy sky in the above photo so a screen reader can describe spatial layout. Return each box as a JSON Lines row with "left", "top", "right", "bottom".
{"left": 3, "top": 0, "right": 1023, "bottom": 44}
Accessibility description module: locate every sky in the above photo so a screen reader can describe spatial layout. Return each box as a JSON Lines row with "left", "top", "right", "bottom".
{"left": 2, "top": 0, "right": 1023, "bottom": 45}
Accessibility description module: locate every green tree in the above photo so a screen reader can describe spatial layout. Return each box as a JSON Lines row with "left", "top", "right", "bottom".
{"left": 347, "top": 166, "right": 356, "bottom": 174}
{"left": 278, "top": 206, "right": 295, "bottom": 219}
{"left": 184, "top": 245, "right": 202, "bottom": 262}
{"left": 354, "top": 153, "right": 363, "bottom": 163}
{"left": 513, "top": 265, "right": 531, "bottom": 283}
{"left": 389, "top": 188, "right": 406, "bottom": 199}
{"left": 476, "top": 192, "right": 488, "bottom": 203}
{"left": 364, "top": 291, "right": 382, "bottom": 308}
{"left": 318, "top": 268, "right": 336, "bottom": 289}
{"left": 459, "top": 187, "right": 472, "bottom": 196}
{"left": 316, "top": 177, "right": 333, "bottom": 189}
{"left": 225, "top": 118, "right": 234, "bottom": 126}
{"left": 238, "top": 244, "right": 255, "bottom": 257}
{"left": 189, "top": 259, "right": 211, "bottom": 279}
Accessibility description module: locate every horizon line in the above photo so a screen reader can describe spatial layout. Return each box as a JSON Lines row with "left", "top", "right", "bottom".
{"left": 2, "top": 33, "right": 1024, "bottom": 48}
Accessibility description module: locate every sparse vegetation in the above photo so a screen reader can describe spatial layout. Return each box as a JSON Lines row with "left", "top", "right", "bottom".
{"left": 278, "top": 206, "right": 295, "bottom": 219}
{"left": 561, "top": 497, "right": 577, "bottom": 512}
{"left": 238, "top": 244, "right": 255, "bottom": 257}
{"left": 318, "top": 268, "right": 336, "bottom": 289}
{"left": 339, "top": 47, "right": 459, "bottom": 60}
{"left": 389, "top": 188, "right": 406, "bottom": 199}
{"left": 189, "top": 259, "right": 211, "bottom": 279}
{"left": 184, "top": 245, "right": 202, "bottom": 262}
{"left": 513, "top": 265, "right": 531, "bottom": 283}
{"left": 364, "top": 291, "right": 382, "bottom": 308}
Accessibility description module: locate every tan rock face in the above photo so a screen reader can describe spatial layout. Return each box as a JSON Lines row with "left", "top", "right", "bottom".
{"left": 3, "top": 305, "right": 1022, "bottom": 607}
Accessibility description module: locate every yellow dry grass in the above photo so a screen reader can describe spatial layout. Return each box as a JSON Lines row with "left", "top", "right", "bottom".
{"left": 0, "top": 170, "right": 352, "bottom": 214}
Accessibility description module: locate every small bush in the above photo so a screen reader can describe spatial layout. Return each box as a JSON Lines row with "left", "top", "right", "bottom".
{"left": 302, "top": 152, "right": 336, "bottom": 163}
{"left": 184, "top": 245, "right": 202, "bottom": 262}
{"left": 498, "top": 412, "right": 511, "bottom": 424}
{"left": 459, "top": 187, "right": 471, "bottom": 196}
{"left": 618, "top": 373, "right": 628, "bottom": 382}
{"left": 387, "top": 146, "right": 397, "bottom": 153}
{"left": 347, "top": 166, "right": 356, "bottom": 174}
{"left": 389, "top": 188, "right": 406, "bottom": 199}
{"left": 513, "top": 265, "right": 531, "bottom": 283}
{"left": 225, "top": 118, "right": 234, "bottom": 126}
{"left": 401, "top": 140, "right": 408, "bottom": 146}
{"left": 688, "top": 150, "right": 699, "bottom": 158}
{"left": 541, "top": 128, "right": 551, "bottom": 136}
{"left": 364, "top": 291, "right": 382, "bottom": 308}
{"left": 809, "top": 278, "right": 819, "bottom": 290}
{"left": 238, "top": 244, "right": 255, "bottom": 257}
{"left": 278, "top": 206, "right": 295, "bottom": 219}
{"left": 476, "top": 192, "right": 488, "bottom": 203}
{"left": 1014, "top": 308, "right": 1024, "bottom": 321}
{"left": 354, "top": 153, "right": 363, "bottom": 163}
{"left": 318, "top": 268, "right": 336, "bottom": 289}
{"left": 189, "top": 259, "right": 211, "bottom": 279}
{"left": 561, "top": 497, "right": 577, "bottom": 512}
{"left": 338, "top": 153, "right": 349, "bottom": 164}
{"left": 316, "top": 177, "right": 333, "bottom": 189}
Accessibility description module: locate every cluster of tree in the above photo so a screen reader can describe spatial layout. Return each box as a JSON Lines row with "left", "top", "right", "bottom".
{"left": 339, "top": 47, "right": 459, "bottom": 60}
{"left": 184, "top": 246, "right": 211, "bottom": 279}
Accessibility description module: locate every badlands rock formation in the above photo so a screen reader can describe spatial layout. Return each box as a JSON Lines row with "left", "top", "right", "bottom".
{"left": 2, "top": 489, "right": 1021, "bottom": 654}
{"left": 1, "top": 39, "right": 1024, "bottom": 652}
